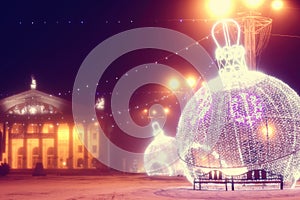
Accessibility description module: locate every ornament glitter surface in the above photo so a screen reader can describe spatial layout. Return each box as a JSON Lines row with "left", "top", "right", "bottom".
{"left": 144, "top": 122, "right": 181, "bottom": 176}
{"left": 177, "top": 72, "right": 300, "bottom": 186}
{"left": 176, "top": 19, "right": 300, "bottom": 187}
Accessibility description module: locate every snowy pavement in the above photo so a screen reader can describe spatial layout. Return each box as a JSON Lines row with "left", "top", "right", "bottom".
{"left": 0, "top": 174, "right": 300, "bottom": 200}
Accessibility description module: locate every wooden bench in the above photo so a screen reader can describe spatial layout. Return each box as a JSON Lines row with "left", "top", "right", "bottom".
{"left": 193, "top": 170, "right": 230, "bottom": 191}
{"left": 230, "top": 169, "right": 283, "bottom": 190}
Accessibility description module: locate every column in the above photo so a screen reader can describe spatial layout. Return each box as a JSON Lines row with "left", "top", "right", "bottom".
{"left": 0, "top": 123, "right": 6, "bottom": 161}
{"left": 23, "top": 138, "right": 28, "bottom": 169}
{"left": 38, "top": 123, "right": 43, "bottom": 164}
{"left": 53, "top": 123, "right": 58, "bottom": 168}
{"left": 7, "top": 122, "right": 12, "bottom": 167}
{"left": 0, "top": 130, "right": 2, "bottom": 161}
{"left": 83, "top": 124, "right": 89, "bottom": 169}
{"left": 23, "top": 123, "right": 28, "bottom": 169}
{"left": 68, "top": 123, "right": 74, "bottom": 169}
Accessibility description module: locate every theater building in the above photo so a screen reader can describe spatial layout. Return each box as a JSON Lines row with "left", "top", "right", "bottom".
{"left": 0, "top": 82, "right": 103, "bottom": 170}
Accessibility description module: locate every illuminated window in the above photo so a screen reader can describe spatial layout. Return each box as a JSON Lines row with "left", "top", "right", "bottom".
{"left": 27, "top": 124, "right": 39, "bottom": 134}
{"left": 47, "top": 147, "right": 54, "bottom": 155}
{"left": 92, "top": 145, "right": 97, "bottom": 153}
{"left": 32, "top": 147, "right": 39, "bottom": 168}
{"left": 17, "top": 147, "right": 24, "bottom": 168}
{"left": 91, "top": 158, "right": 98, "bottom": 168}
{"left": 11, "top": 123, "right": 24, "bottom": 134}
{"left": 78, "top": 145, "right": 83, "bottom": 153}
{"left": 77, "top": 158, "right": 84, "bottom": 168}
{"left": 42, "top": 123, "right": 54, "bottom": 134}
{"left": 92, "top": 133, "right": 97, "bottom": 140}
{"left": 47, "top": 147, "right": 55, "bottom": 169}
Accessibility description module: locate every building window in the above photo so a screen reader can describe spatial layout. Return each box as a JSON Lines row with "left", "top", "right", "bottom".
{"left": 32, "top": 147, "right": 39, "bottom": 168}
{"left": 27, "top": 124, "right": 39, "bottom": 134}
{"left": 92, "top": 133, "right": 97, "bottom": 140}
{"left": 11, "top": 123, "right": 24, "bottom": 134}
{"left": 47, "top": 147, "right": 55, "bottom": 168}
{"left": 77, "top": 158, "right": 84, "bottom": 168}
{"left": 18, "top": 147, "right": 24, "bottom": 155}
{"left": 17, "top": 147, "right": 24, "bottom": 168}
{"left": 92, "top": 145, "right": 97, "bottom": 153}
{"left": 78, "top": 145, "right": 83, "bottom": 153}
{"left": 91, "top": 158, "right": 99, "bottom": 168}
{"left": 42, "top": 123, "right": 55, "bottom": 134}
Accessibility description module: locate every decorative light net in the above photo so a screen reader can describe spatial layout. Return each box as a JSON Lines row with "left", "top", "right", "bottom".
{"left": 176, "top": 19, "right": 300, "bottom": 187}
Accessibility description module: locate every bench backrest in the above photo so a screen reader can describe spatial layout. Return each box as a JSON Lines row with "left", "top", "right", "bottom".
{"left": 247, "top": 169, "right": 267, "bottom": 180}
{"left": 209, "top": 170, "right": 223, "bottom": 180}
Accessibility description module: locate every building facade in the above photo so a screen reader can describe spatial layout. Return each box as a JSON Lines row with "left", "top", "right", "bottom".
{"left": 0, "top": 87, "right": 103, "bottom": 170}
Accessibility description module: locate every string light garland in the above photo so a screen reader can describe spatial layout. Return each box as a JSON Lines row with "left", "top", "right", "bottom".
{"left": 7, "top": 17, "right": 300, "bottom": 130}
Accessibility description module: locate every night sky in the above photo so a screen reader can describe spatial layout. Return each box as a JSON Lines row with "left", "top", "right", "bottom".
{"left": 1, "top": 0, "right": 300, "bottom": 96}
{"left": 1, "top": 0, "right": 300, "bottom": 151}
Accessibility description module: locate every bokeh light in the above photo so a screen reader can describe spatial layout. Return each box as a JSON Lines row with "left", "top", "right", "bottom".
{"left": 271, "top": 0, "right": 284, "bottom": 10}
{"left": 163, "top": 107, "right": 170, "bottom": 114}
{"left": 168, "top": 78, "right": 180, "bottom": 90}
{"left": 186, "top": 76, "right": 197, "bottom": 88}
{"left": 207, "top": 0, "right": 234, "bottom": 18}
{"left": 243, "top": 0, "right": 265, "bottom": 9}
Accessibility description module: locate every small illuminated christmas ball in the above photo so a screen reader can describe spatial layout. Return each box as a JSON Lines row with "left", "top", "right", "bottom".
{"left": 176, "top": 71, "right": 300, "bottom": 187}
{"left": 144, "top": 122, "right": 182, "bottom": 176}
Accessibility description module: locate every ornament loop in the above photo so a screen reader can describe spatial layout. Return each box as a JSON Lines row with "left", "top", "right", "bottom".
{"left": 211, "top": 19, "right": 248, "bottom": 88}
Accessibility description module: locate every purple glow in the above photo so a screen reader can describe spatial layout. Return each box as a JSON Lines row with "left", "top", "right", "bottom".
{"left": 230, "top": 92, "right": 263, "bottom": 126}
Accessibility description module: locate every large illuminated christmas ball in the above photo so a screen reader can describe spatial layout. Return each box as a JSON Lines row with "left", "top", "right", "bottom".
{"left": 176, "top": 71, "right": 300, "bottom": 187}
{"left": 144, "top": 122, "right": 183, "bottom": 176}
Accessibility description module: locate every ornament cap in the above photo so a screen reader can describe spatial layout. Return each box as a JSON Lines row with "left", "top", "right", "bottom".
{"left": 211, "top": 19, "right": 248, "bottom": 86}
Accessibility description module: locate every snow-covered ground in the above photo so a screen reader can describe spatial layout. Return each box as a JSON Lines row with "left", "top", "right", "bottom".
{"left": 1, "top": 174, "right": 300, "bottom": 200}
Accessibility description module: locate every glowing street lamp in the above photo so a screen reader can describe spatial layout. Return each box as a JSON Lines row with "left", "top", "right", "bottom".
{"left": 168, "top": 78, "right": 180, "bottom": 90}
{"left": 164, "top": 107, "right": 170, "bottom": 115}
{"left": 143, "top": 108, "right": 148, "bottom": 114}
{"left": 151, "top": 109, "right": 157, "bottom": 116}
{"left": 243, "top": 0, "right": 265, "bottom": 9}
{"left": 207, "top": 0, "right": 234, "bottom": 18}
{"left": 143, "top": 106, "right": 170, "bottom": 119}
{"left": 271, "top": 0, "right": 284, "bottom": 10}
{"left": 186, "top": 76, "right": 197, "bottom": 88}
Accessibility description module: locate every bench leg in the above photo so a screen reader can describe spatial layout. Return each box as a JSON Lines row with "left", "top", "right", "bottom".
{"left": 194, "top": 182, "right": 201, "bottom": 190}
